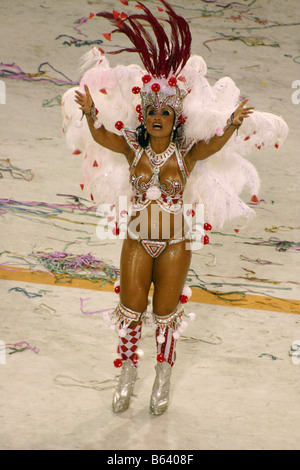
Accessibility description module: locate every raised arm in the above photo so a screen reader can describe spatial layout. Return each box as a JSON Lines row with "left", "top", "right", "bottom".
{"left": 187, "top": 99, "right": 254, "bottom": 165}
{"left": 75, "top": 85, "right": 132, "bottom": 161}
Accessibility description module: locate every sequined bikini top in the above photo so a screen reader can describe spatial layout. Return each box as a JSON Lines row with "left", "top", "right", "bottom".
{"left": 122, "top": 129, "right": 194, "bottom": 214}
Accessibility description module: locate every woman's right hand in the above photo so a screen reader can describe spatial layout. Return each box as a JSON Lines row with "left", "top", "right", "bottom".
{"left": 75, "top": 84, "right": 94, "bottom": 115}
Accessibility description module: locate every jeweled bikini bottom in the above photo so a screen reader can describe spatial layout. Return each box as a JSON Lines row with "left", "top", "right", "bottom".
{"left": 127, "top": 226, "right": 188, "bottom": 258}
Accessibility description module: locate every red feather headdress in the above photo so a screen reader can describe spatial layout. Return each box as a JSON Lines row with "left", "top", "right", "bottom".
{"left": 96, "top": 1, "right": 192, "bottom": 125}
{"left": 96, "top": 0, "right": 191, "bottom": 78}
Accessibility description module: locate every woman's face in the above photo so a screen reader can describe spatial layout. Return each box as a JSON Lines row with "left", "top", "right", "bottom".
{"left": 145, "top": 105, "right": 175, "bottom": 138}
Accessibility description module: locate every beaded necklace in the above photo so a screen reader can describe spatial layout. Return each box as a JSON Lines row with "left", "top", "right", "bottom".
{"left": 145, "top": 142, "right": 176, "bottom": 168}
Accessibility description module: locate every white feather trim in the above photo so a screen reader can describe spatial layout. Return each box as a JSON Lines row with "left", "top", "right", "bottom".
{"left": 61, "top": 50, "right": 288, "bottom": 230}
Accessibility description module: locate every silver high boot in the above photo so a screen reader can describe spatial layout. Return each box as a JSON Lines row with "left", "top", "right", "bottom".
{"left": 150, "top": 361, "right": 172, "bottom": 415}
{"left": 112, "top": 360, "right": 137, "bottom": 413}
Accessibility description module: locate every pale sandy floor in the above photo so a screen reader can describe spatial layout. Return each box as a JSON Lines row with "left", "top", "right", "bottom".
{"left": 0, "top": 0, "right": 300, "bottom": 450}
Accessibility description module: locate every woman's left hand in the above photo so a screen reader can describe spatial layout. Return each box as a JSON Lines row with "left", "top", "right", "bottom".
{"left": 233, "top": 98, "right": 255, "bottom": 126}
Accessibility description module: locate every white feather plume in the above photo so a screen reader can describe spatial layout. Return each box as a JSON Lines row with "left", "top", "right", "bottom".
{"left": 61, "top": 51, "right": 288, "bottom": 229}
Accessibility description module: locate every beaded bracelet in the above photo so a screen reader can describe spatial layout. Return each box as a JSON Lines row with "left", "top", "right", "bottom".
{"left": 89, "top": 102, "right": 98, "bottom": 122}
{"left": 86, "top": 102, "right": 102, "bottom": 129}
{"left": 216, "top": 112, "right": 242, "bottom": 137}
{"left": 223, "top": 112, "right": 241, "bottom": 132}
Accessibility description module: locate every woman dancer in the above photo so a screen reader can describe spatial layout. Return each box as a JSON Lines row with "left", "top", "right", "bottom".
{"left": 63, "top": 1, "right": 287, "bottom": 415}
{"left": 75, "top": 84, "right": 252, "bottom": 415}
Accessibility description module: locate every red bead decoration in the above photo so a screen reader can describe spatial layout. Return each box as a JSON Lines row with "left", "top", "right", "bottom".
{"left": 180, "top": 115, "right": 187, "bottom": 124}
{"left": 202, "top": 235, "right": 209, "bottom": 245}
{"left": 168, "top": 76, "right": 177, "bottom": 87}
{"left": 151, "top": 83, "right": 161, "bottom": 93}
{"left": 115, "top": 121, "right": 124, "bottom": 131}
{"left": 132, "top": 355, "right": 139, "bottom": 365}
{"left": 180, "top": 295, "right": 188, "bottom": 304}
{"left": 186, "top": 209, "right": 195, "bottom": 217}
{"left": 114, "top": 285, "right": 120, "bottom": 294}
{"left": 136, "top": 104, "right": 141, "bottom": 113}
{"left": 275, "top": 143, "right": 279, "bottom": 149}
{"left": 157, "top": 354, "right": 165, "bottom": 363}
{"left": 114, "top": 358, "right": 123, "bottom": 368}
{"left": 251, "top": 195, "right": 259, "bottom": 203}
{"left": 142, "top": 74, "right": 152, "bottom": 84}
{"left": 204, "top": 223, "right": 212, "bottom": 231}
{"left": 112, "top": 223, "right": 120, "bottom": 236}
{"left": 132, "top": 86, "right": 141, "bottom": 94}
{"left": 138, "top": 113, "right": 144, "bottom": 122}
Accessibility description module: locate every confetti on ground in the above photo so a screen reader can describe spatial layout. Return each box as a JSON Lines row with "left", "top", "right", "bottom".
{"left": 0, "top": 247, "right": 119, "bottom": 286}
{"left": 0, "top": 159, "right": 34, "bottom": 181}
{"left": 0, "top": 62, "right": 78, "bottom": 86}
{"left": 0, "top": 198, "right": 99, "bottom": 233}
{"left": 3, "top": 341, "right": 39, "bottom": 355}
{"left": 42, "top": 95, "right": 62, "bottom": 107}
{"left": 8, "top": 287, "right": 43, "bottom": 298}
{"left": 265, "top": 225, "right": 300, "bottom": 233}
{"left": 30, "top": 251, "right": 119, "bottom": 284}
{"left": 258, "top": 353, "right": 283, "bottom": 361}
{"left": 54, "top": 374, "right": 119, "bottom": 391}
{"left": 203, "top": 33, "right": 279, "bottom": 52}
{"left": 80, "top": 297, "right": 114, "bottom": 315}
{"left": 56, "top": 34, "right": 104, "bottom": 47}
{"left": 244, "top": 237, "right": 300, "bottom": 252}
{"left": 34, "top": 303, "right": 57, "bottom": 315}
